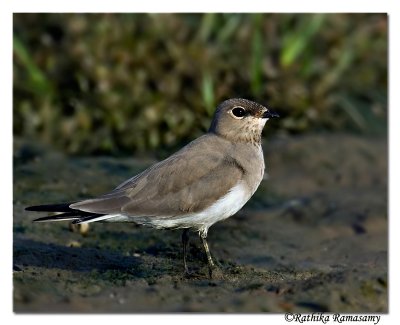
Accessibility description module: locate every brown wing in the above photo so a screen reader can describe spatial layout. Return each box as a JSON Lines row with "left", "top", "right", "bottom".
{"left": 70, "top": 135, "right": 245, "bottom": 217}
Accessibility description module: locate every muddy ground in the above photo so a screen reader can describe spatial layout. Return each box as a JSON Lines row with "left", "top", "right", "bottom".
{"left": 13, "top": 133, "right": 388, "bottom": 313}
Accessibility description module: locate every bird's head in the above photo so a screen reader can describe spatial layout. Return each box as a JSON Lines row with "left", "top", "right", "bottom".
{"left": 209, "top": 98, "right": 279, "bottom": 144}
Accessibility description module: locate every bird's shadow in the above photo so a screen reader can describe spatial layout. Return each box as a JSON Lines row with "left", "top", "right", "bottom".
{"left": 13, "top": 236, "right": 219, "bottom": 281}
{"left": 13, "top": 237, "right": 144, "bottom": 275}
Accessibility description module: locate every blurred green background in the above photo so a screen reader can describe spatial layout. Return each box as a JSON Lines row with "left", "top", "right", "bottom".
{"left": 13, "top": 13, "right": 387, "bottom": 155}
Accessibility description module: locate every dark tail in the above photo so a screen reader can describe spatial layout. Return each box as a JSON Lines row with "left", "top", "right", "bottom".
{"left": 25, "top": 202, "right": 75, "bottom": 213}
{"left": 25, "top": 202, "right": 105, "bottom": 223}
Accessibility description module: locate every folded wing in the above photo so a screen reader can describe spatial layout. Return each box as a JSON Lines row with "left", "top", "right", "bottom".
{"left": 70, "top": 135, "right": 245, "bottom": 218}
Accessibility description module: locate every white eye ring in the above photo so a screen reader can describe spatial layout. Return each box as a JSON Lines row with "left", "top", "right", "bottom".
{"left": 230, "top": 106, "right": 246, "bottom": 119}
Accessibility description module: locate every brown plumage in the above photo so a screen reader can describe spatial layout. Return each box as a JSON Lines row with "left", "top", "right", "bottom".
{"left": 26, "top": 98, "right": 279, "bottom": 277}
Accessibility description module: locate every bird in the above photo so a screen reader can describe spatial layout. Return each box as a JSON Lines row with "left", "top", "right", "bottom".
{"left": 25, "top": 98, "right": 279, "bottom": 278}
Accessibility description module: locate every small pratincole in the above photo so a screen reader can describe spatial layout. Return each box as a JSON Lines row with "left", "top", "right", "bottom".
{"left": 26, "top": 98, "right": 279, "bottom": 277}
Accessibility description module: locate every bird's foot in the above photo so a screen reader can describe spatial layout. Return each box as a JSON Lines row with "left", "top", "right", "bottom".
{"left": 183, "top": 264, "right": 194, "bottom": 277}
{"left": 183, "top": 269, "right": 196, "bottom": 279}
{"left": 208, "top": 264, "right": 224, "bottom": 280}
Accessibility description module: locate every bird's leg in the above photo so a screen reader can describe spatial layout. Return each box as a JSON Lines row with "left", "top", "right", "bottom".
{"left": 199, "top": 230, "right": 215, "bottom": 278}
{"left": 182, "top": 228, "right": 190, "bottom": 274}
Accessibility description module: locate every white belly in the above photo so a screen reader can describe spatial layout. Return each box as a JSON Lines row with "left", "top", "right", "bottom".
{"left": 130, "top": 181, "right": 252, "bottom": 234}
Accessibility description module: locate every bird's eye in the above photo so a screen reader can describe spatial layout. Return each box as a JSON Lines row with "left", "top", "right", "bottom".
{"left": 231, "top": 106, "right": 246, "bottom": 118}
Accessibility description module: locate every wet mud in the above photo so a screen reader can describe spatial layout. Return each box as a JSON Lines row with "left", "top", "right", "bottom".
{"left": 13, "top": 134, "right": 387, "bottom": 312}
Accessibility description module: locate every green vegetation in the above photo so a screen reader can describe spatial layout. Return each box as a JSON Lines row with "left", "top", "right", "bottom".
{"left": 13, "top": 13, "right": 387, "bottom": 155}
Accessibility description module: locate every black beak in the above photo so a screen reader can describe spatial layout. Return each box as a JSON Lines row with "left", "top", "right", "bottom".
{"left": 263, "top": 110, "right": 280, "bottom": 118}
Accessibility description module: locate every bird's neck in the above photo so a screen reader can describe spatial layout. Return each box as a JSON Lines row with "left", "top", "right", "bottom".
{"left": 210, "top": 129, "right": 262, "bottom": 146}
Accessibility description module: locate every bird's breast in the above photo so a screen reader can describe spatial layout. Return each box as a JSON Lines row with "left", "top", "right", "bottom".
{"left": 235, "top": 144, "right": 265, "bottom": 196}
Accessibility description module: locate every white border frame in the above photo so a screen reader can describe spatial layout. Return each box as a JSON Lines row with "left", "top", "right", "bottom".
{"left": 2, "top": 1, "right": 398, "bottom": 324}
